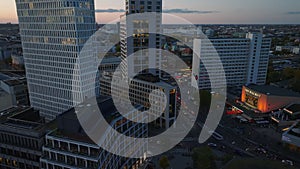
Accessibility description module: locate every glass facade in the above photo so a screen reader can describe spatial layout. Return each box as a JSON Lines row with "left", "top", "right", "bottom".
{"left": 120, "top": 0, "right": 162, "bottom": 78}
{"left": 15, "top": 0, "right": 96, "bottom": 120}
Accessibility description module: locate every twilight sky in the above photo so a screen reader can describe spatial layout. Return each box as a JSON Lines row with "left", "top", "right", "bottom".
{"left": 1, "top": 0, "right": 300, "bottom": 24}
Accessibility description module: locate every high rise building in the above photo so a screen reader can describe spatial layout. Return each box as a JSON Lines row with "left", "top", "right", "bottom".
{"left": 101, "top": 0, "right": 180, "bottom": 129}
{"left": 120, "top": 0, "right": 162, "bottom": 78}
{"left": 192, "top": 32, "right": 271, "bottom": 89}
{"left": 15, "top": 0, "right": 96, "bottom": 120}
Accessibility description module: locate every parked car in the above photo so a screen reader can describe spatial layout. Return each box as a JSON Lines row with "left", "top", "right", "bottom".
{"left": 282, "top": 160, "right": 294, "bottom": 166}
{"left": 207, "top": 143, "right": 217, "bottom": 148}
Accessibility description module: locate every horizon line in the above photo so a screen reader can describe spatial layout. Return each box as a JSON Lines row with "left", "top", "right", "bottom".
{"left": 1, "top": 22, "right": 300, "bottom": 25}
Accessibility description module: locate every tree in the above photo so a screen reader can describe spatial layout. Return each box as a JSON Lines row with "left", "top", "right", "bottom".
{"left": 200, "top": 90, "right": 212, "bottom": 109}
{"left": 192, "top": 146, "right": 216, "bottom": 169}
{"left": 282, "top": 67, "right": 295, "bottom": 79}
{"left": 115, "top": 45, "right": 121, "bottom": 53}
{"left": 266, "top": 71, "right": 281, "bottom": 83}
{"left": 291, "top": 70, "right": 300, "bottom": 92}
{"left": 159, "top": 155, "right": 170, "bottom": 169}
{"left": 192, "top": 90, "right": 212, "bottom": 111}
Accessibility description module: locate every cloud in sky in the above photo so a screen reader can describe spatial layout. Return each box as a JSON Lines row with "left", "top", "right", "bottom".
{"left": 95, "top": 9, "right": 125, "bottom": 13}
{"left": 163, "top": 9, "right": 219, "bottom": 14}
{"left": 95, "top": 8, "right": 219, "bottom": 14}
{"left": 285, "top": 11, "right": 300, "bottom": 15}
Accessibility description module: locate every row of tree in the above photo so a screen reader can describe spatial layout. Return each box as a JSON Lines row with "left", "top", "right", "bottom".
{"left": 267, "top": 67, "right": 300, "bottom": 92}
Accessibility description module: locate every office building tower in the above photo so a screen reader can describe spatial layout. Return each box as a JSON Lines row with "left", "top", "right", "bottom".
{"left": 120, "top": 0, "right": 162, "bottom": 78}
{"left": 192, "top": 32, "right": 271, "bottom": 89}
{"left": 103, "top": 0, "right": 181, "bottom": 129}
{"left": 15, "top": 0, "right": 96, "bottom": 120}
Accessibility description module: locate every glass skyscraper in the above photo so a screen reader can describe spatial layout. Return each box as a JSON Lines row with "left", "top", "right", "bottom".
{"left": 15, "top": 0, "right": 96, "bottom": 120}
{"left": 120, "top": 0, "right": 162, "bottom": 78}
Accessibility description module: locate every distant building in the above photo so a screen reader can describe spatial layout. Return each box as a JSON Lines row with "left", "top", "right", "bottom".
{"left": 275, "top": 46, "right": 300, "bottom": 54}
{"left": 282, "top": 121, "right": 300, "bottom": 152}
{"left": 275, "top": 46, "right": 283, "bottom": 51}
{"left": 192, "top": 32, "right": 271, "bottom": 89}
{"left": 0, "top": 72, "right": 28, "bottom": 109}
{"left": 101, "top": 72, "right": 179, "bottom": 129}
{"left": 0, "top": 88, "right": 13, "bottom": 111}
{"left": 40, "top": 96, "right": 147, "bottom": 169}
{"left": 0, "top": 41, "right": 12, "bottom": 61}
{"left": 11, "top": 54, "right": 24, "bottom": 66}
{"left": 241, "top": 85, "right": 300, "bottom": 113}
{"left": 0, "top": 42, "right": 22, "bottom": 61}
{"left": 205, "top": 29, "right": 215, "bottom": 37}
{"left": 293, "top": 47, "right": 300, "bottom": 55}
{"left": 98, "top": 56, "right": 121, "bottom": 73}
{"left": 0, "top": 78, "right": 29, "bottom": 106}
{"left": 0, "top": 107, "right": 53, "bottom": 169}
{"left": 271, "top": 103, "right": 300, "bottom": 128}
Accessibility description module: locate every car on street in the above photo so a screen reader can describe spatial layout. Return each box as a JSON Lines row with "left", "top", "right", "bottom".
{"left": 207, "top": 143, "right": 217, "bottom": 148}
{"left": 282, "top": 160, "right": 294, "bottom": 166}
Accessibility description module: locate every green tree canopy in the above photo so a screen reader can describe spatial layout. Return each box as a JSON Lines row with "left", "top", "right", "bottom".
{"left": 159, "top": 155, "right": 170, "bottom": 169}
{"left": 192, "top": 146, "right": 216, "bottom": 169}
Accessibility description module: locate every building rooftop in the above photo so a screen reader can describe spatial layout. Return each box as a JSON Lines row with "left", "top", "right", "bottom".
{"left": 0, "top": 73, "right": 10, "bottom": 81}
{"left": 100, "top": 56, "right": 121, "bottom": 64}
{"left": 286, "top": 121, "right": 300, "bottom": 137}
{"left": 133, "top": 73, "right": 177, "bottom": 89}
{"left": 0, "top": 72, "right": 24, "bottom": 81}
{"left": 3, "top": 78, "right": 26, "bottom": 86}
{"left": 51, "top": 95, "right": 119, "bottom": 144}
{"left": 51, "top": 108, "right": 95, "bottom": 144}
{"left": 285, "top": 103, "right": 300, "bottom": 113}
{"left": 0, "top": 106, "right": 54, "bottom": 133}
{"left": 135, "top": 73, "right": 160, "bottom": 83}
{"left": 0, "top": 88, "right": 9, "bottom": 97}
{"left": 245, "top": 84, "right": 300, "bottom": 97}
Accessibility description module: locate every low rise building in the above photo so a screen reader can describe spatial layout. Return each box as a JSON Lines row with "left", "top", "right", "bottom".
{"left": 271, "top": 103, "right": 300, "bottom": 128}
{"left": 40, "top": 96, "right": 147, "bottom": 169}
{"left": 282, "top": 121, "right": 300, "bottom": 152}
{"left": 241, "top": 85, "right": 300, "bottom": 113}
{"left": 0, "top": 88, "right": 12, "bottom": 111}
{"left": 275, "top": 45, "right": 300, "bottom": 54}
{"left": 0, "top": 78, "right": 29, "bottom": 106}
{"left": 101, "top": 72, "right": 179, "bottom": 129}
{"left": 0, "top": 106, "right": 53, "bottom": 169}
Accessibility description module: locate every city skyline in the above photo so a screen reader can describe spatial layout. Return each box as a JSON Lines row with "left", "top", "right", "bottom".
{"left": 1, "top": 0, "right": 300, "bottom": 168}
{"left": 1, "top": 0, "right": 300, "bottom": 24}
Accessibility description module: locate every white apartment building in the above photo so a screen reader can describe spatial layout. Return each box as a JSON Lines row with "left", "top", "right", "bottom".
{"left": 15, "top": 0, "right": 96, "bottom": 120}
{"left": 192, "top": 32, "right": 271, "bottom": 89}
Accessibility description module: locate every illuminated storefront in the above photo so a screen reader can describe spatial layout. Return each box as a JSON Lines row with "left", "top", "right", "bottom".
{"left": 241, "top": 85, "right": 300, "bottom": 113}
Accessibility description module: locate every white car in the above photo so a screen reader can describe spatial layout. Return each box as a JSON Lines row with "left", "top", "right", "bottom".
{"left": 207, "top": 143, "right": 217, "bottom": 147}
{"left": 282, "top": 160, "right": 294, "bottom": 166}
